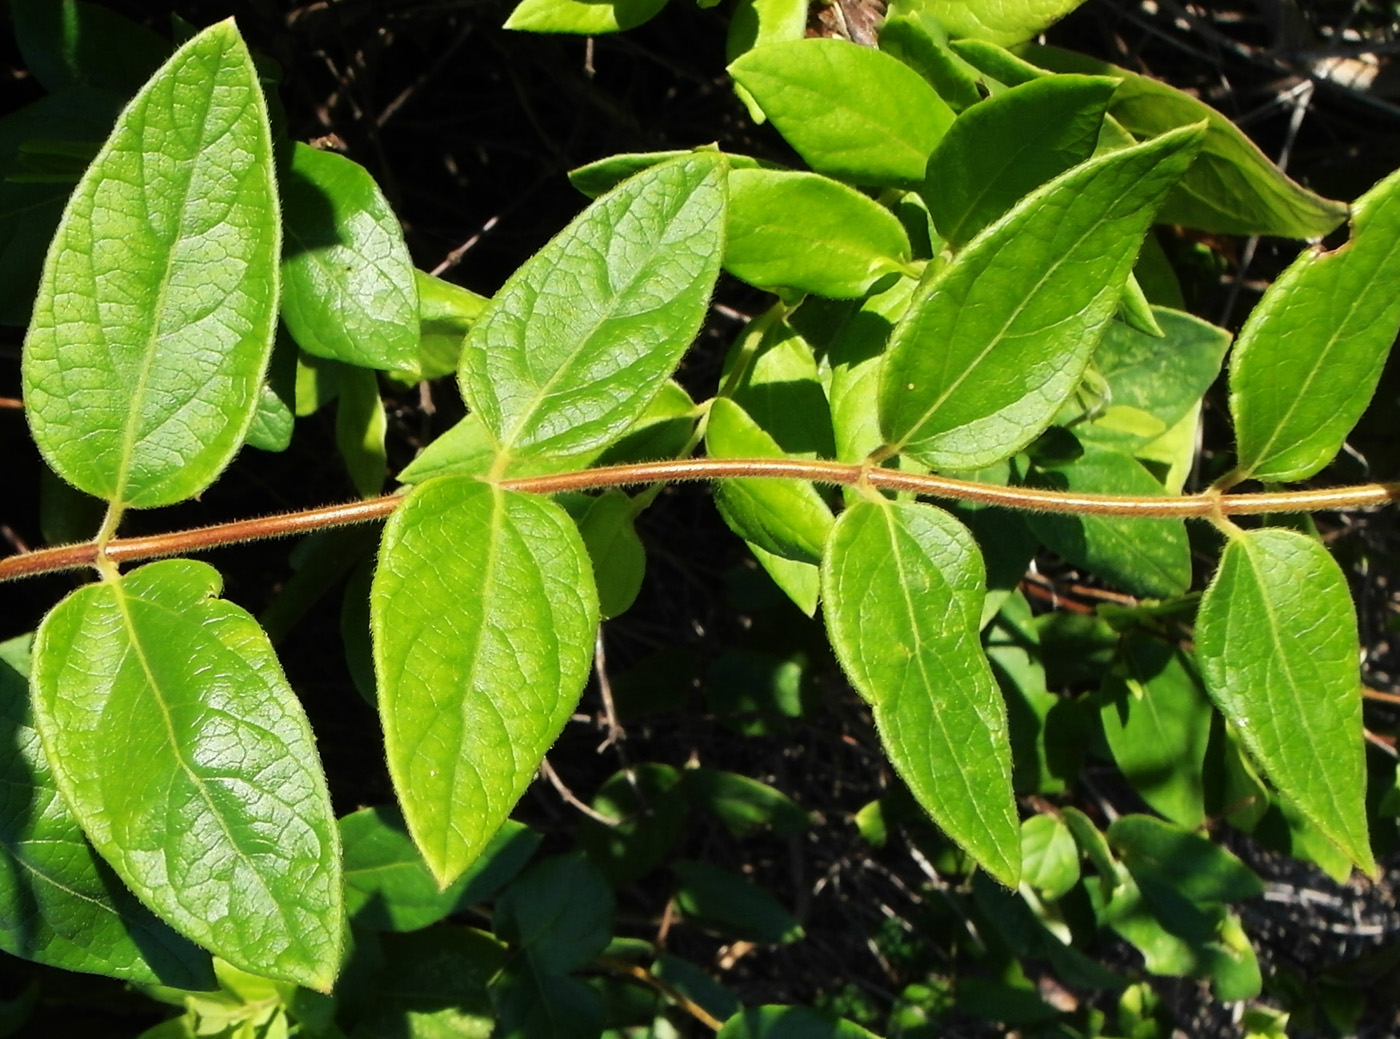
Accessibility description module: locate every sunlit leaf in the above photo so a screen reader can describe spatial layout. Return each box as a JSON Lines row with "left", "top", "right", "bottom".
{"left": 31, "top": 560, "right": 344, "bottom": 989}
{"left": 22, "top": 21, "right": 279, "bottom": 509}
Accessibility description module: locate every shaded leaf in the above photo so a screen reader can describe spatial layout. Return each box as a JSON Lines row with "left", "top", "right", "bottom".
{"left": 717, "top": 1005, "right": 878, "bottom": 1039}
{"left": 671, "top": 860, "right": 803, "bottom": 944}
{"left": 494, "top": 854, "right": 614, "bottom": 975}
{"left": 577, "top": 491, "right": 646, "bottom": 619}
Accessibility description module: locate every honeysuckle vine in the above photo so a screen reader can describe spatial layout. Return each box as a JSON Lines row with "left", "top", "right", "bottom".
{"left": 2, "top": 460, "right": 1399, "bottom": 583}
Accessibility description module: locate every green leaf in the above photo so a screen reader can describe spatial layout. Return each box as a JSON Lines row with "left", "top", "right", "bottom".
{"left": 1020, "top": 815, "right": 1079, "bottom": 901}
{"left": 459, "top": 154, "right": 724, "bottom": 462}
{"left": 707, "top": 398, "right": 834, "bottom": 564}
{"left": 681, "top": 767, "right": 813, "bottom": 838}
{"left": 1081, "top": 307, "right": 1230, "bottom": 451}
{"left": 822, "top": 500, "right": 1021, "bottom": 885}
{"left": 577, "top": 765, "right": 687, "bottom": 886}
{"left": 372, "top": 478, "right": 599, "bottom": 885}
{"left": 671, "top": 860, "right": 803, "bottom": 944}
{"left": 280, "top": 144, "right": 419, "bottom": 373}
{"left": 727, "top": 0, "right": 808, "bottom": 69}
{"left": 1196, "top": 528, "right": 1375, "bottom": 875}
{"left": 244, "top": 333, "right": 296, "bottom": 453}
{"left": 342, "top": 807, "right": 540, "bottom": 933}
{"left": 934, "top": 0, "right": 1091, "bottom": 46}
{"left": 494, "top": 854, "right": 614, "bottom": 974}
{"left": 593, "top": 379, "right": 700, "bottom": 466}
{"left": 0, "top": 636, "right": 214, "bottom": 989}
{"left": 355, "top": 927, "right": 505, "bottom": 1039}
{"left": 717, "top": 1005, "right": 879, "bottom": 1039}
{"left": 1228, "top": 167, "right": 1400, "bottom": 483}
{"left": 577, "top": 491, "right": 646, "bottom": 619}
{"left": 726, "top": 313, "right": 836, "bottom": 461}
{"left": 728, "top": 39, "right": 954, "bottom": 187}
{"left": 1027, "top": 441, "right": 1191, "bottom": 599}
{"left": 22, "top": 20, "right": 279, "bottom": 509}
{"left": 503, "top": 0, "right": 669, "bottom": 34}
{"left": 334, "top": 366, "right": 388, "bottom": 498}
{"left": 491, "top": 965, "right": 602, "bottom": 1039}
{"left": 879, "top": 124, "right": 1203, "bottom": 470}
{"left": 922, "top": 74, "right": 1117, "bottom": 248}
{"left": 30, "top": 559, "right": 344, "bottom": 990}
{"left": 400, "top": 269, "right": 486, "bottom": 383}
{"left": 12, "top": 0, "right": 169, "bottom": 93}
{"left": 878, "top": 12, "right": 983, "bottom": 110}
{"left": 568, "top": 150, "right": 763, "bottom": 199}
{"left": 1023, "top": 44, "right": 1349, "bottom": 238}
{"left": 725, "top": 169, "right": 912, "bottom": 298}
{"left": 1107, "top": 815, "right": 1263, "bottom": 906}
{"left": 396, "top": 411, "right": 499, "bottom": 484}
{"left": 1100, "top": 634, "right": 1213, "bottom": 828}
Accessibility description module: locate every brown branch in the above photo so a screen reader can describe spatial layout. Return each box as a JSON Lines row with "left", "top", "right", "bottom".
{"left": 594, "top": 956, "right": 724, "bottom": 1031}
{"left": 2, "top": 458, "right": 1399, "bottom": 583}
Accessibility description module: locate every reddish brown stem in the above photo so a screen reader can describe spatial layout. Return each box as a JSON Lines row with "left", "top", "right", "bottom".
{"left": 2, "top": 458, "right": 1398, "bottom": 583}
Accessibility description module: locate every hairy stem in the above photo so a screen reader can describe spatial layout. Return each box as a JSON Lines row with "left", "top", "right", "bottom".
{"left": 2, "top": 458, "right": 1398, "bottom": 583}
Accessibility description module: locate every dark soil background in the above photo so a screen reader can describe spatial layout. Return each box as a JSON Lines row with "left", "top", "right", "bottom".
{"left": 3, "top": 1, "right": 1400, "bottom": 1037}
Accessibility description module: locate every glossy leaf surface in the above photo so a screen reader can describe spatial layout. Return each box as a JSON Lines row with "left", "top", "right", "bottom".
{"left": 372, "top": 478, "right": 599, "bottom": 885}
{"left": 1196, "top": 529, "right": 1374, "bottom": 875}
{"left": 922, "top": 74, "right": 1116, "bottom": 248}
{"left": 459, "top": 154, "right": 724, "bottom": 462}
{"left": 280, "top": 144, "right": 419, "bottom": 373}
{"left": 1229, "top": 167, "right": 1400, "bottom": 482}
{"left": 0, "top": 637, "right": 213, "bottom": 989}
{"left": 822, "top": 500, "right": 1020, "bottom": 885}
{"left": 728, "top": 39, "right": 953, "bottom": 187}
{"left": 22, "top": 20, "right": 279, "bottom": 509}
{"left": 31, "top": 560, "right": 344, "bottom": 989}
{"left": 879, "top": 125, "right": 1203, "bottom": 470}
{"left": 725, "top": 169, "right": 911, "bottom": 298}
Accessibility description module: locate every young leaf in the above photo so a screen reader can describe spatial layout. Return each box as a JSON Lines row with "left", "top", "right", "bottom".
{"left": 1228, "top": 167, "right": 1400, "bottom": 483}
{"left": 728, "top": 39, "right": 953, "bottom": 187}
{"left": 280, "top": 144, "right": 419, "bottom": 374}
{"left": 822, "top": 500, "right": 1021, "bottom": 885}
{"left": 459, "top": 154, "right": 724, "bottom": 463}
{"left": 22, "top": 20, "right": 279, "bottom": 510}
{"left": 503, "top": 0, "right": 669, "bottom": 34}
{"left": 725, "top": 169, "right": 912, "bottom": 298}
{"left": 372, "top": 478, "right": 599, "bottom": 885}
{"left": 922, "top": 73, "right": 1118, "bottom": 248}
{"left": 1027, "top": 441, "right": 1191, "bottom": 599}
{"left": 0, "top": 637, "right": 214, "bottom": 989}
{"left": 879, "top": 124, "right": 1204, "bottom": 470}
{"left": 30, "top": 559, "right": 345, "bottom": 990}
{"left": 1196, "top": 528, "right": 1375, "bottom": 875}
{"left": 934, "top": 0, "right": 1092, "bottom": 46}
{"left": 1020, "top": 815, "right": 1080, "bottom": 901}
{"left": 1023, "top": 44, "right": 1348, "bottom": 238}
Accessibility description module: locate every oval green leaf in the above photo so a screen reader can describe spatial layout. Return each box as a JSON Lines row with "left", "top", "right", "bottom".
{"left": 503, "top": 0, "right": 669, "bottom": 33}
{"left": 372, "top": 477, "right": 599, "bottom": 886}
{"left": 0, "top": 636, "right": 214, "bottom": 989}
{"left": 671, "top": 859, "right": 803, "bottom": 944}
{"left": 1228, "top": 167, "right": 1400, "bottom": 483}
{"left": 879, "top": 124, "right": 1203, "bottom": 470}
{"left": 577, "top": 490, "right": 646, "bottom": 620}
{"left": 728, "top": 39, "right": 953, "bottom": 187}
{"left": 280, "top": 144, "right": 419, "bottom": 373}
{"left": 30, "top": 559, "right": 345, "bottom": 990}
{"left": 22, "top": 20, "right": 279, "bottom": 509}
{"left": 822, "top": 500, "right": 1021, "bottom": 885}
{"left": 725, "top": 169, "right": 912, "bottom": 298}
{"left": 459, "top": 153, "right": 724, "bottom": 462}
{"left": 935, "top": 0, "right": 1090, "bottom": 46}
{"left": 1196, "top": 528, "right": 1375, "bottom": 876}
